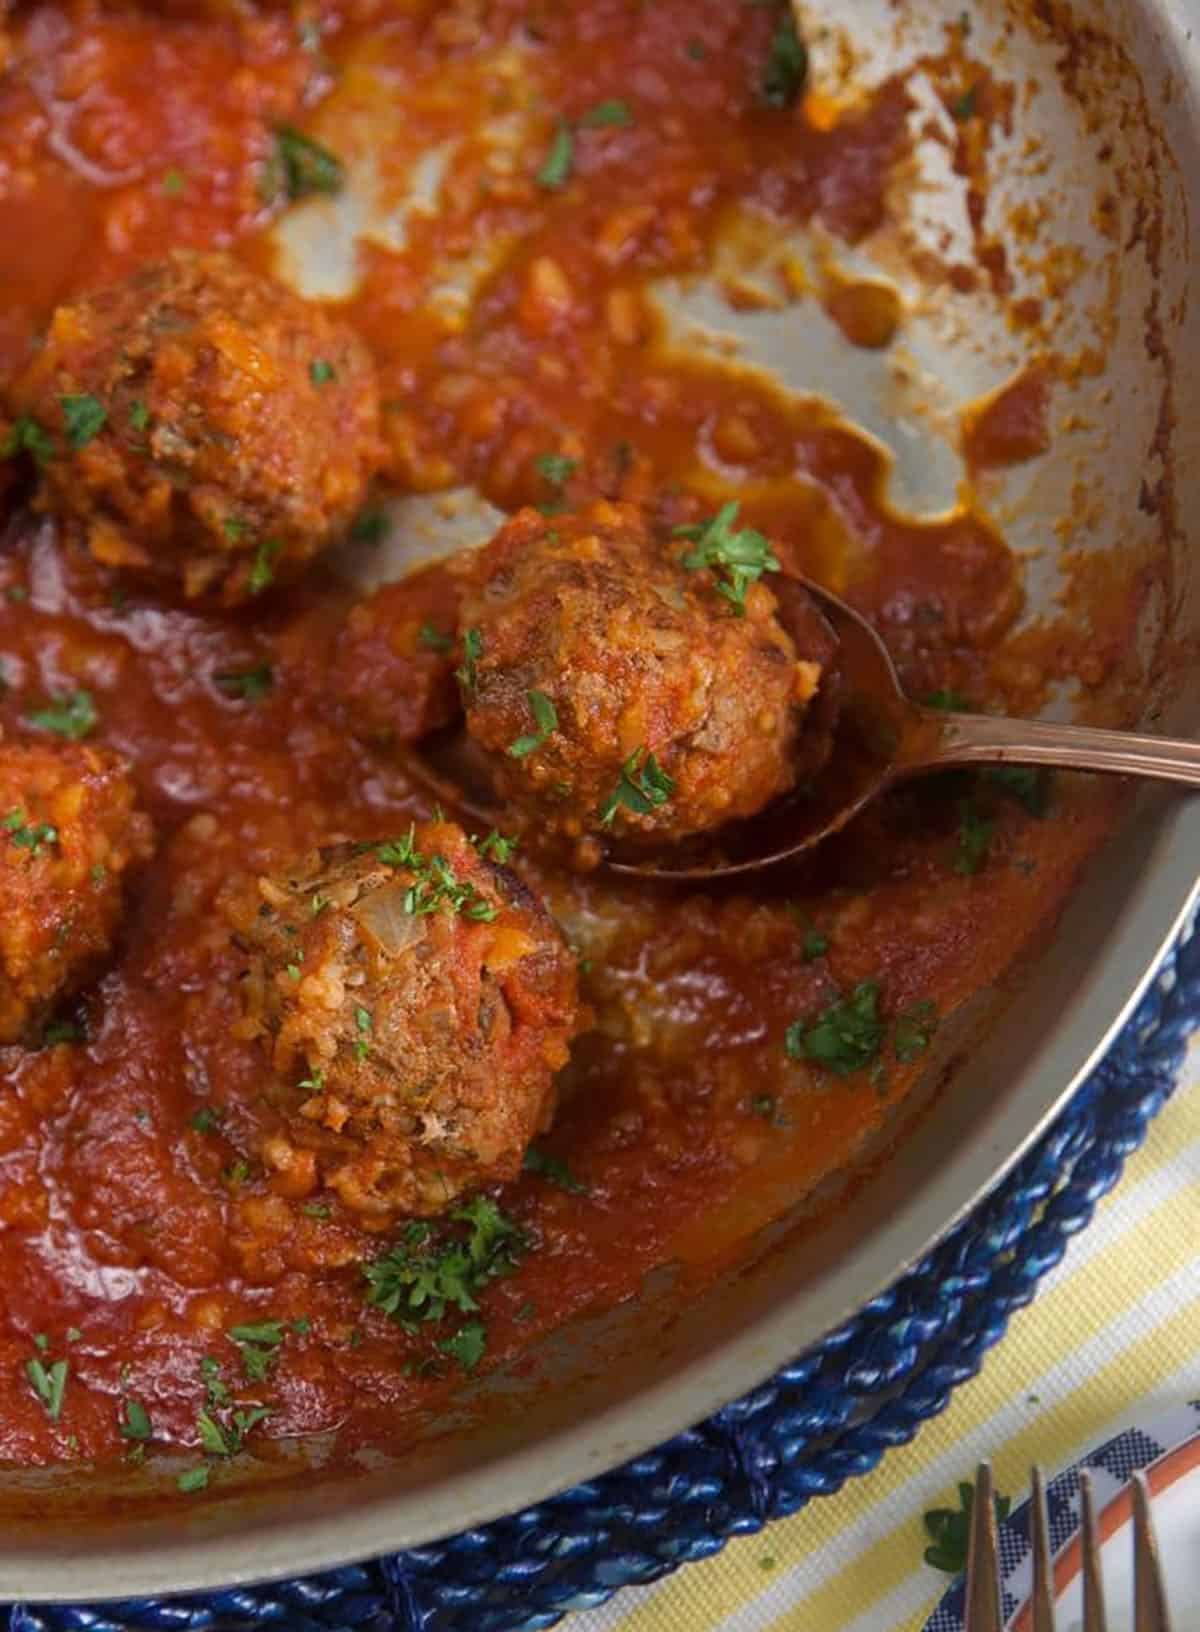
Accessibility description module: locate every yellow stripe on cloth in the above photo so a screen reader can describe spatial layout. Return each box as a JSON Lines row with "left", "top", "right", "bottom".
{"left": 591, "top": 1075, "right": 1200, "bottom": 1632}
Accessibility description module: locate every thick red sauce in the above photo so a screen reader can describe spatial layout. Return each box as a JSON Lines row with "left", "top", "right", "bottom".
{"left": 0, "top": 0, "right": 1144, "bottom": 1481}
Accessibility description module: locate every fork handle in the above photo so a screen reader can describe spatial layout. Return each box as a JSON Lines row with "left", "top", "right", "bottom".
{"left": 904, "top": 710, "right": 1200, "bottom": 787}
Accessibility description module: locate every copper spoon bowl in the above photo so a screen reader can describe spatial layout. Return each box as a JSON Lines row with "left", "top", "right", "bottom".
{"left": 405, "top": 573, "right": 1200, "bottom": 881}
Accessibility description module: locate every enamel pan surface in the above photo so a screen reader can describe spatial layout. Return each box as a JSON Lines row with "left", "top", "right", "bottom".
{"left": 1, "top": 0, "right": 1197, "bottom": 1598}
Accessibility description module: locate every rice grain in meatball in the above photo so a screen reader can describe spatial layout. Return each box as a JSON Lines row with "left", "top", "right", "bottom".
{"left": 0, "top": 741, "right": 154, "bottom": 1043}
{"left": 4, "top": 251, "right": 383, "bottom": 603}
{"left": 226, "top": 821, "right": 580, "bottom": 1218}
{"left": 457, "top": 500, "right": 831, "bottom": 854}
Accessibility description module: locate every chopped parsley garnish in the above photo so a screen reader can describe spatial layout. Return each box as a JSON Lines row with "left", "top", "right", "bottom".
{"left": 228, "top": 1320, "right": 284, "bottom": 1383}
{"left": 222, "top": 515, "right": 249, "bottom": 543}
{"left": 303, "top": 1202, "right": 331, "bottom": 1219}
{"left": 298, "top": 1068, "right": 325, "bottom": 1094}
{"left": 128, "top": 399, "right": 151, "bottom": 434}
{"left": 799, "top": 922, "right": 828, "bottom": 961}
{"left": 309, "top": 358, "right": 336, "bottom": 386}
{"left": 119, "top": 1398, "right": 153, "bottom": 1442}
{"left": 2, "top": 809, "right": 58, "bottom": 856}
{"left": 535, "top": 452, "right": 577, "bottom": 487}
{"left": 579, "top": 98, "right": 634, "bottom": 127}
{"left": 162, "top": 167, "right": 186, "bottom": 196}
{"left": 523, "top": 1144, "right": 590, "bottom": 1194}
{"left": 685, "top": 37, "right": 707, "bottom": 60}
{"left": 213, "top": 663, "right": 273, "bottom": 703}
{"left": 26, "top": 689, "right": 97, "bottom": 741}
{"left": 472, "top": 829, "right": 519, "bottom": 865}
{"left": 536, "top": 121, "right": 574, "bottom": 189}
{"left": 955, "top": 798, "right": 993, "bottom": 874}
{"left": 197, "top": 1404, "right": 269, "bottom": 1457}
{"left": 268, "top": 125, "right": 345, "bottom": 201}
{"left": 893, "top": 1000, "right": 938, "bottom": 1063}
{"left": 923, "top": 1483, "right": 1011, "bottom": 1574}
{"left": 456, "top": 627, "right": 482, "bottom": 691}
{"left": 923, "top": 688, "right": 972, "bottom": 712}
{"left": 785, "top": 981, "right": 885, "bottom": 1076}
{"left": 377, "top": 828, "right": 500, "bottom": 922}
{"left": 418, "top": 622, "right": 453, "bottom": 655}
{"left": 508, "top": 689, "right": 558, "bottom": 759}
{"left": 761, "top": 8, "right": 808, "bottom": 108}
{"left": 363, "top": 1195, "right": 525, "bottom": 1338}
{"left": 3, "top": 415, "right": 53, "bottom": 467}
{"left": 200, "top": 1356, "right": 229, "bottom": 1406}
{"left": 42, "top": 1020, "right": 83, "bottom": 1046}
{"left": 248, "top": 539, "right": 282, "bottom": 596}
{"left": 189, "top": 1106, "right": 222, "bottom": 1135}
{"left": 177, "top": 1466, "right": 210, "bottom": 1493}
{"left": 222, "top": 1160, "right": 250, "bottom": 1187}
{"left": 673, "top": 501, "right": 780, "bottom": 613}
{"left": 351, "top": 507, "right": 389, "bottom": 545}
{"left": 61, "top": 394, "right": 107, "bottom": 450}
{"left": 354, "top": 1004, "right": 373, "bottom": 1061}
{"left": 598, "top": 746, "right": 675, "bottom": 826}
{"left": 983, "top": 765, "right": 1050, "bottom": 817}
{"left": 26, "top": 1353, "right": 68, "bottom": 1420}
{"left": 440, "top": 1320, "right": 486, "bottom": 1372}
{"left": 951, "top": 85, "right": 979, "bottom": 122}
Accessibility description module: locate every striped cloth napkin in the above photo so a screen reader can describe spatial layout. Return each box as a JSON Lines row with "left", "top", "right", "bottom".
{"left": 569, "top": 1040, "right": 1200, "bottom": 1632}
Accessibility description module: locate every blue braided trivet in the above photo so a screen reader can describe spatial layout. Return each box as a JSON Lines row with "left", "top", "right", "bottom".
{"left": 11, "top": 919, "right": 1200, "bottom": 1632}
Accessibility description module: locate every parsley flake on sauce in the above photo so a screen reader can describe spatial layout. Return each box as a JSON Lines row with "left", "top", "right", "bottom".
{"left": 309, "top": 358, "right": 336, "bottom": 386}
{"left": 523, "top": 1144, "right": 590, "bottom": 1194}
{"left": 363, "top": 1196, "right": 525, "bottom": 1331}
{"left": 354, "top": 1004, "right": 373, "bottom": 1062}
{"left": 418, "top": 622, "right": 453, "bottom": 655}
{"left": 536, "top": 121, "right": 575, "bottom": 189}
{"left": 128, "top": 399, "right": 151, "bottom": 434}
{"left": 472, "top": 829, "right": 519, "bottom": 865}
{"left": 893, "top": 1000, "right": 938, "bottom": 1063}
{"left": 440, "top": 1320, "right": 486, "bottom": 1372}
{"left": 598, "top": 746, "right": 675, "bottom": 826}
{"left": 228, "top": 1320, "right": 285, "bottom": 1383}
{"left": 785, "top": 981, "right": 885, "bottom": 1076}
{"left": 2, "top": 810, "right": 58, "bottom": 856}
{"left": 3, "top": 415, "right": 53, "bottom": 467}
{"left": 267, "top": 126, "right": 345, "bottom": 201}
{"left": 377, "top": 828, "right": 500, "bottom": 922}
{"left": 673, "top": 501, "right": 780, "bottom": 613}
{"left": 177, "top": 1465, "right": 210, "bottom": 1494}
{"left": 535, "top": 452, "right": 577, "bottom": 487}
{"left": 579, "top": 99, "right": 634, "bottom": 127}
{"left": 508, "top": 689, "right": 558, "bottom": 759}
{"left": 213, "top": 663, "right": 274, "bottom": 703}
{"left": 119, "top": 1398, "right": 153, "bottom": 1442}
{"left": 27, "top": 689, "right": 98, "bottom": 741}
{"left": 248, "top": 539, "right": 282, "bottom": 596}
{"left": 60, "top": 394, "right": 107, "bottom": 449}
{"left": 26, "top": 1353, "right": 68, "bottom": 1420}
{"left": 760, "top": 9, "right": 808, "bottom": 108}
{"left": 955, "top": 798, "right": 993, "bottom": 874}
{"left": 351, "top": 507, "right": 389, "bottom": 545}
{"left": 983, "top": 764, "right": 1051, "bottom": 817}
{"left": 456, "top": 627, "right": 483, "bottom": 692}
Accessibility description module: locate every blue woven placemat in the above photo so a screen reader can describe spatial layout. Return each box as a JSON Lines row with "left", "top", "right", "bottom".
{"left": 10, "top": 917, "right": 1199, "bottom": 1632}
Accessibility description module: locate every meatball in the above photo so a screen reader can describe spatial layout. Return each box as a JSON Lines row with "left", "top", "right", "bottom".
{"left": 456, "top": 500, "right": 830, "bottom": 852}
{"left": 0, "top": 741, "right": 154, "bottom": 1043}
{"left": 4, "top": 251, "right": 383, "bottom": 604}
{"left": 226, "top": 820, "right": 580, "bottom": 1218}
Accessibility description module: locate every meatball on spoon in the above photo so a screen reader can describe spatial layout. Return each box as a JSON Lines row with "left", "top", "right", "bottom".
{"left": 400, "top": 507, "right": 1200, "bottom": 882}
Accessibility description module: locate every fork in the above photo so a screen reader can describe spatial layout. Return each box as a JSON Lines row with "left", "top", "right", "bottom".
{"left": 963, "top": 1461, "right": 1173, "bottom": 1631}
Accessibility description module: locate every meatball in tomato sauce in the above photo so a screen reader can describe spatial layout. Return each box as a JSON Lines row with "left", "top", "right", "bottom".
{"left": 457, "top": 500, "right": 830, "bottom": 857}
{"left": 0, "top": 741, "right": 153, "bottom": 1043}
{"left": 224, "top": 820, "right": 580, "bottom": 1220}
{"left": 4, "top": 251, "right": 383, "bottom": 604}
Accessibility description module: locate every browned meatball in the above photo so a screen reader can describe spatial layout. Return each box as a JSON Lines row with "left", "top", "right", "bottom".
{"left": 225, "top": 820, "right": 580, "bottom": 1219}
{"left": 4, "top": 251, "right": 383, "bottom": 604}
{"left": 0, "top": 741, "right": 154, "bottom": 1043}
{"left": 457, "top": 500, "right": 829, "bottom": 854}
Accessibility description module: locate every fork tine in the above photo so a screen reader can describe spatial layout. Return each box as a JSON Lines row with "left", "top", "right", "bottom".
{"left": 1080, "top": 1469, "right": 1108, "bottom": 1632}
{"left": 964, "top": 1462, "right": 1003, "bottom": 1632}
{"left": 1030, "top": 1466, "right": 1055, "bottom": 1632}
{"left": 1132, "top": 1471, "right": 1172, "bottom": 1632}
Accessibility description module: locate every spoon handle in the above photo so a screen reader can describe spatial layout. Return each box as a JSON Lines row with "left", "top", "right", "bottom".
{"left": 908, "top": 710, "right": 1200, "bottom": 787}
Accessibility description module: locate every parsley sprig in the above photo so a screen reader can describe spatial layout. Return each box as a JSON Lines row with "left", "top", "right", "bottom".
{"left": 508, "top": 689, "right": 558, "bottom": 759}
{"left": 27, "top": 689, "right": 97, "bottom": 741}
{"left": 376, "top": 827, "right": 500, "bottom": 922}
{"left": 923, "top": 1483, "right": 1012, "bottom": 1574}
{"left": 2, "top": 809, "right": 58, "bottom": 856}
{"left": 761, "top": 8, "right": 808, "bottom": 107}
{"left": 673, "top": 502, "right": 780, "bottom": 613}
{"left": 598, "top": 747, "right": 675, "bottom": 827}
{"left": 785, "top": 983, "right": 939, "bottom": 1077}
{"left": 364, "top": 1196, "right": 525, "bottom": 1371}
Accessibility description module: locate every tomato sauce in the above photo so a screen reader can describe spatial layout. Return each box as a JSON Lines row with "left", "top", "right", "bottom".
{"left": 0, "top": 0, "right": 1143, "bottom": 1482}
